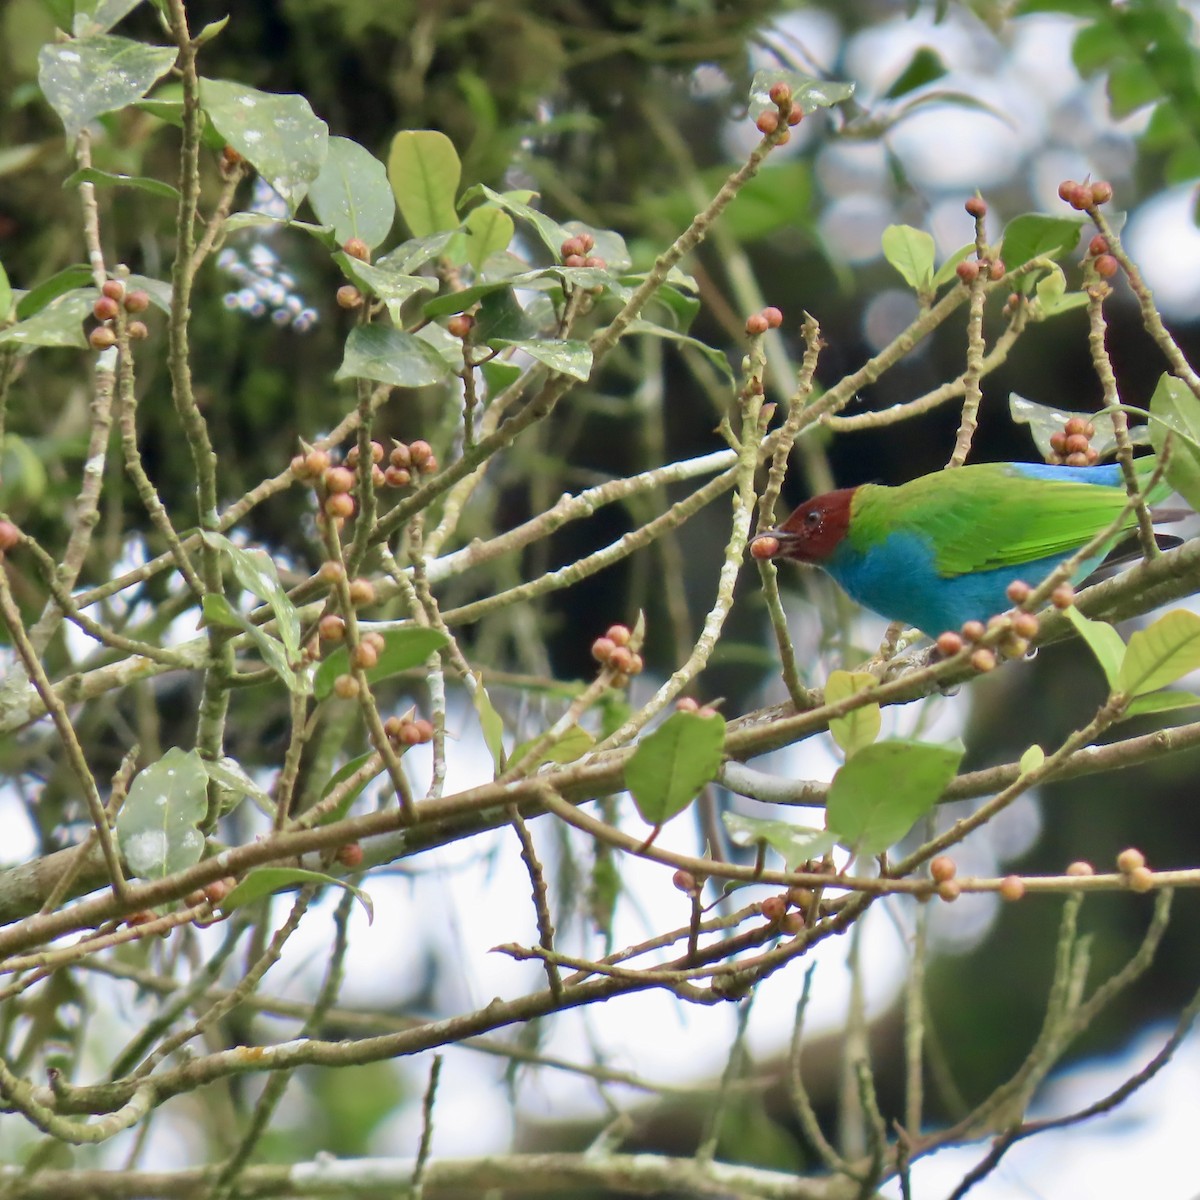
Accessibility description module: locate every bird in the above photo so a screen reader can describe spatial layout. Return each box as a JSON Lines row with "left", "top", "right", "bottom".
{"left": 749, "top": 460, "right": 1172, "bottom": 637}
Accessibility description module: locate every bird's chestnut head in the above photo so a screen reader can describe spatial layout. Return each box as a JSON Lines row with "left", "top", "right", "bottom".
{"left": 749, "top": 488, "right": 856, "bottom": 565}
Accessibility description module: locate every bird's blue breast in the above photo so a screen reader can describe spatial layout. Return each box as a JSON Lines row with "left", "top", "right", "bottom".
{"left": 822, "top": 530, "right": 1098, "bottom": 636}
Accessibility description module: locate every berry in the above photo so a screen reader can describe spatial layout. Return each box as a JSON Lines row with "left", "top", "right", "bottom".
{"left": 385, "top": 466, "right": 412, "bottom": 488}
{"left": 125, "top": 909, "right": 157, "bottom": 927}
{"left": 345, "top": 442, "right": 384, "bottom": 468}
{"left": 607, "top": 646, "right": 635, "bottom": 674}
{"left": 956, "top": 260, "right": 980, "bottom": 284}
{"left": 1066, "top": 433, "right": 1091, "bottom": 455}
{"left": 372, "top": 464, "right": 387, "bottom": 488}
{"left": 1090, "top": 181, "right": 1113, "bottom": 205}
{"left": 324, "top": 492, "right": 355, "bottom": 519}
{"left": 352, "top": 641, "right": 378, "bottom": 670}
{"left": 936, "top": 630, "right": 964, "bottom": 657}
{"left": 1117, "top": 847, "right": 1146, "bottom": 873}
{"left": 1064, "top": 417, "right": 1095, "bottom": 437}
{"left": 768, "top": 81, "right": 792, "bottom": 107}
{"left": 1127, "top": 865, "right": 1154, "bottom": 893}
{"left": 1051, "top": 583, "right": 1075, "bottom": 609}
{"left": 787, "top": 886, "right": 814, "bottom": 910}
{"left": 936, "top": 880, "right": 961, "bottom": 902}
{"left": 750, "top": 534, "right": 780, "bottom": 560}
{"left": 961, "top": 620, "right": 986, "bottom": 643}
{"left": 745, "top": 312, "right": 769, "bottom": 335}
{"left": 786, "top": 108, "right": 803, "bottom": 126}
{"left": 1006, "top": 579, "right": 1032, "bottom": 604}
{"left": 1057, "top": 180, "right": 1077, "bottom": 203}
{"left": 324, "top": 466, "right": 355, "bottom": 494}
{"left": 762, "top": 306, "right": 783, "bottom": 328}
{"left": 606, "top": 624, "right": 632, "bottom": 647}
{"left": 408, "top": 440, "right": 434, "bottom": 467}
{"left": 1065, "top": 860, "right": 1094, "bottom": 877}
{"left": 971, "top": 647, "right": 997, "bottom": 673}
{"left": 1065, "top": 451, "right": 1089, "bottom": 467}
{"left": 577, "top": 233, "right": 595, "bottom": 253}
{"left": 304, "top": 449, "right": 332, "bottom": 477}
{"left": 93, "top": 296, "right": 119, "bottom": 321}
{"left": 675, "top": 697, "right": 700, "bottom": 712}
{"left": 101, "top": 279, "right": 125, "bottom": 301}
{"left": 89, "top": 326, "right": 117, "bottom": 350}
{"left": 755, "top": 111, "right": 780, "bottom": 136}
{"left": 1088, "top": 235, "right": 1109, "bottom": 257}
{"left": 318, "top": 561, "right": 345, "bottom": 584}
{"left": 560, "top": 236, "right": 584, "bottom": 259}
{"left": 564, "top": 253, "right": 586, "bottom": 268}
{"left": 363, "top": 631, "right": 386, "bottom": 654}
{"left": 1094, "top": 254, "right": 1119, "bottom": 279}
{"left": 1068, "top": 183, "right": 1092, "bottom": 211}
{"left": 1011, "top": 612, "right": 1039, "bottom": 640}
{"left": 124, "top": 290, "right": 150, "bottom": 314}
{"left": 336, "top": 842, "right": 364, "bottom": 868}
{"left": 448, "top": 313, "right": 474, "bottom": 339}
{"left": 761, "top": 895, "right": 787, "bottom": 923}
{"left": 626, "top": 652, "right": 645, "bottom": 675}
{"left": 1049, "top": 431, "right": 1068, "bottom": 455}
{"left": 348, "top": 578, "right": 375, "bottom": 607}
{"left": 0, "top": 521, "right": 20, "bottom": 551}
{"left": 389, "top": 443, "right": 412, "bottom": 468}
{"left": 999, "top": 875, "right": 1025, "bottom": 902}
{"left": 318, "top": 614, "right": 346, "bottom": 642}
{"left": 343, "top": 237, "right": 371, "bottom": 263}
{"left": 583, "top": 256, "right": 606, "bottom": 269}
{"left": 185, "top": 889, "right": 207, "bottom": 907}
{"left": 398, "top": 721, "right": 425, "bottom": 745}
{"left": 930, "top": 856, "right": 957, "bottom": 884}
{"left": 591, "top": 637, "right": 616, "bottom": 663}
{"left": 672, "top": 869, "right": 698, "bottom": 893}
{"left": 965, "top": 196, "right": 987, "bottom": 218}
{"left": 411, "top": 718, "right": 434, "bottom": 743}
{"left": 383, "top": 716, "right": 404, "bottom": 740}
{"left": 127, "top": 321, "right": 149, "bottom": 340}
{"left": 418, "top": 455, "right": 438, "bottom": 475}
{"left": 333, "top": 673, "right": 360, "bottom": 699}
{"left": 204, "top": 877, "right": 236, "bottom": 904}
{"left": 988, "top": 258, "right": 1006, "bottom": 281}
{"left": 336, "top": 285, "right": 363, "bottom": 310}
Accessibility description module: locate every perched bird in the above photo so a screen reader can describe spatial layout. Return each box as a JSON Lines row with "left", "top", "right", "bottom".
{"left": 750, "top": 460, "right": 1170, "bottom": 637}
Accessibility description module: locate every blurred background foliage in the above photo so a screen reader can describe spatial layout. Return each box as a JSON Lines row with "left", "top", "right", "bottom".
{"left": 3, "top": 0, "right": 1200, "bottom": 1174}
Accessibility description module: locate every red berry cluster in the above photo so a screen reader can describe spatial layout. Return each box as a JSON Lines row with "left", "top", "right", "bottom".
{"left": 1085, "top": 233, "right": 1119, "bottom": 281}
{"left": 590, "top": 623, "right": 644, "bottom": 683}
{"left": 1047, "top": 415, "right": 1099, "bottom": 467}
{"left": 561, "top": 232, "right": 606, "bottom": 270}
{"left": 383, "top": 713, "right": 435, "bottom": 745}
{"left": 383, "top": 439, "right": 437, "bottom": 489}
{"left": 1058, "top": 178, "right": 1113, "bottom": 211}
{"left": 754, "top": 81, "right": 803, "bottom": 141}
{"left": 955, "top": 256, "right": 1006, "bottom": 285}
{"left": 89, "top": 278, "right": 150, "bottom": 349}
{"left": 745, "top": 306, "right": 783, "bottom": 336}
{"left": 935, "top": 597, "right": 1041, "bottom": 670}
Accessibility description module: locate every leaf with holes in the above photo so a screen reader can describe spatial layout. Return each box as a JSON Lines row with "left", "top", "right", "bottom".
{"left": 116, "top": 747, "right": 208, "bottom": 880}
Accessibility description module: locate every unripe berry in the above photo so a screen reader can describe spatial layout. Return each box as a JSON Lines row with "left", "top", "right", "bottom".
{"left": 447, "top": 313, "right": 474, "bottom": 339}
{"left": 343, "top": 237, "right": 371, "bottom": 263}
{"left": 1064, "top": 417, "right": 1096, "bottom": 437}
{"left": 606, "top": 624, "right": 632, "bottom": 647}
{"left": 336, "top": 285, "right": 364, "bottom": 309}
{"left": 1090, "top": 181, "right": 1113, "bottom": 205}
{"left": 325, "top": 466, "right": 355, "bottom": 494}
{"left": 304, "top": 449, "right": 331, "bottom": 477}
{"left": 324, "top": 492, "right": 355, "bottom": 519}
{"left": 1117, "top": 847, "right": 1146, "bottom": 873}
{"left": 383, "top": 715, "right": 404, "bottom": 740}
{"left": 1094, "top": 254, "right": 1119, "bottom": 279}
{"left": 1065, "top": 433, "right": 1091, "bottom": 455}
{"left": 761, "top": 895, "right": 787, "bottom": 923}
{"left": 333, "top": 673, "right": 360, "bottom": 699}
{"left": 127, "top": 320, "right": 149, "bottom": 340}
{"left": 418, "top": 455, "right": 438, "bottom": 475}
{"left": 385, "top": 466, "right": 411, "bottom": 488}
{"left": 398, "top": 720, "right": 425, "bottom": 745}
{"left": 607, "top": 646, "right": 635, "bottom": 674}
{"left": 336, "top": 842, "right": 364, "bottom": 868}
{"left": 786, "top": 108, "right": 803, "bottom": 126}
{"left": 560, "top": 236, "right": 584, "bottom": 259}
{"left": 363, "top": 631, "right": 386, "bottom": 654}
{"left": 1088, "top": 235, "right": 1109, "bottom": 257}
{"left": 93, "top": 296, "right": 120, "bottom": 321}
{"left": 1127, "top": 865, "right": 1154, "bottom": 893}
{"left": 936, "top": 630, "right": 964, "bottom": 656}
{"left": 965, "top": 196, "right": 987, "bottom": 218}
{"left": 1065, "top": 451, "right": 1089, "bottom": 466}
{"left": 956, "top": 259, "right": 979, "bottom": 284}
{"left": 583, "top": 255, "right": 606, "bottom": 269}
{"left": 577, "top": 232, "right": 595, "bottom": 253}
{"left": 564, "top": 253, "right": 586, "bottom": 268}
{"left": 768, "top": 81, "right": 792, "bottom": 107}
{"left": 408, "top": 440, "right": 433, "bottom": 467}
{"left": 389, "top": 443, "right": 412, "bottom": 468}
{"left": 762, "top": 306, "right": 783, "bottom": 328}
{"left": 89, "top": 325, "right": 117, "bottom": 350}
{"left": 411, "top": 718, "right": 434, "bottom": 742}
{"left": 0, "top": 521, "right": 21, "bottom": 551}
{"left": 1068, "top": 183, "right": 1092, "bottom": 211}
{"left": 102, "top": 278, "right": 125, "bottom": 301}
{"left": 185, "top": 889, "right": 207, "bottom": 907}
{"left": 1012, "top": 611, "right": 1040, "bottom": 640}
{"left": 592, "top": 636, "right": 616, "bottom": 662}
{"left": 971, "top": 647, "right": 997, "bottom": 673}
{"left": 626, "top": 652, "right": 644, "bottom": 675}
{"left": 1050, "top": 431, "right": 1068, "bottom": 455}
{"left": 1057, "top": 179, "right": 1077, "bottom": 203}
{"left": 787, "top": 886, "right": 814, "bottom": 910}
{"left": 936, "top": 879, "right": 961, "bottom": 902}
{"left": 124, "top": 290, "right": 150, "bottom": 314}
{"left": 1065, "top": 860, "right": 1094, "bottom": 877}
{"left": 745, "top": 312, "right": 769, "bottom": 335}
{"left": 348, "top": 578, "right": 375, "bottom": 606}
{"left": 204, "top": 877, "right": 236, "bottom": 904}
{"left": 318, "top": 561, "right": 346, "bottom": 585}
{"left": 352, "top": 641, "right": 378, "bottom": 669}
{"left": 676, "top": 697, "right": 699, "bottom": 712}
{"left": 988, "top": 258, "right": 1006, "bottom": 281}
{"left": 999, "top": 875, "right": 1025, "bottom": 901}
{"left": 1051, "top": 583, "right": 1075, "bottom": 609}
{"left": 930, "top": 856, "right": 957, "bottom": 883}
{"left": 318, "top": 614, "right": 346, "bottom": 642}
{"left": 1006, "top": 580, "right": 1032, "bottom": 604}
{"left": 673, "top": 869, "right": 698, "bottom": 893}
{"left": 755, "top": 110, "right": 780, "bottom": 136}
{"left": 961, "top": 620, "right": 986, "bottom": 643}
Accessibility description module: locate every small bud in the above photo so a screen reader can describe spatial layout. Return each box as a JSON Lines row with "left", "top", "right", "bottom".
{"left": 1006, "top": 580, "right": 1032, "bottom": 604}
{"left": 988, "top": 258, "right": 1006, "bottom": 281}
{"left": 324, "top": 492, "right": 355, "bottom": 519}
{"left": 333, "top": 673, "right": 360, "bottom": 699}
{"left": 970, "top": 647, "right": 997, "bottom": 673}
{"left": 606, "top": 624, "right": 631, "bottom": 647}
{"left": 673, "top": 869, "right": 698, "bottom": 893}
{"left": 418, "top": 455, "right": 438, "bottom": 475}
{"left": 324, "top": 466, "right": 355, "bottom": 494}
{"left": 127, "top": 320, "right": 149, "bottom": 340}
{"left": 1012, "top": 611, "right": 1039, "bottom": 640}
{"left": 102, "top": 278, "right": 125, "bottom": 301}
{"left": 930, "top": 856, "right": 957, "bottom": 884}
{"left": 124, "top": 290, "right": 150, "bottom": 314}
{"left": 336, "top": 284, "right": 364, "bottom": 310}
{"left": 936, "top": 630, "right": 964, "bottom": 657}
{"left": 343, "top": 237, "right": 371, "bottom": 263}
{"left": 762, "top": 306, "right": 783, "bottom": 328}
{"left": 750, "top": 534, "right": 780, "bottom": 559}
{"left": 385, "top": 466, "right": 412, "bottom": 488}
{"left": 1088, "top": 235, "right": 1109, "bottom": 257}
{"left": 1001, "top": 635, "right": 1030, "bottom": 659}
{"left": 768, "top": 81, "right": 792, "bottom": 107}
{"left": 591, "top": 636, "right": 616, "bottom": 662}
{"left": 961, "top": 619, "right": 986, "bottom": 643}
{"left": 965, "top": 196, "right": 987, "bottom": 218}
{"left": 1065, "top": 860, "right": 1094, "bottom": 877}
{"left": 447, "top": 313, "right": 474, "bottom": 339}
{"left": 1094, "top": 254, "right": 1119, "bottom": 279}
{"left": 1127, "top": 865, "right": 1154, "bottom": 893}
{"left": 745, "top": 312, "right": 770, "bottom": 336}
{"left": 1116, "top": 847, "right": 1146, "bottom": 873}
{"left": 761, "top": 895, "right": 787, "bottom": 923}
{"left": 352, "top": 641, "right": 378, "bottom": 669}
{"left": 1090, "top": 181, "right": 1113, "bottom": 206}
{"left": 318, "top": 614, "right": 346, "bottom": 642}
{"left": 336, "top": 842, "right": 364, "bottom": 868}
{"left": 93, "top": 296, "right": 120, "bottom": 321}
{"left": 89, "top": 325, "right": 117, "bottom": 350}
{"left": 1051, "top": 583, "right": 1075, "bottom": 609}
{"left": 0, "top": 521, "right": 20, "bottom": 552}
{"left": 318, "top": 561, "right": 345, "bottom": 585}
{"left": 755, "top": 110, "right": 780, "bottom": 136}
{"left": 956, "top": 259, "right": 980, "bottom": 284}
{"left": 936, "top": 879, "right": 961, "bottom": 902}
{"left": 999, "top": 875, "right": 1026, "bottom": 902}
{"left": 348, "top": 578, "right": 376, "bottom": 607}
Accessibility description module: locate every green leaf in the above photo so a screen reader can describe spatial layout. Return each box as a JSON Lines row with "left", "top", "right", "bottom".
{"left": 316, "top": 751, "right": 377, "bottom": 825}
{"left": 0, "top": 261, "right": 11, "bottom": 324}
{"left": 748, "top": 69, "right": 856, "bottom": 118}
{"left": 1010, "top": 393, "right": 1125, "bottom": 460}
{"left": 0, "top": 436, "right": 48, "bottom": 512}
{"left": 39, "top": 35, "right": 177, "bottom": 138}
{"left": 422, "top": 279, "right": 514, "bottom": 321}
{"left": 1117, "top": 610, "right": 1200, "bottom": 697}
{"left": 626, "top": 710, "right": 727, "bottom": 826}
{"left": 881, "top": 224, "right": 936, "bottom": 292}
{"left": 220, "top": 867, "right": 373, "bottom": 924}
{"left": 824, "top": 670, "right": 881, "bottom": 757}
{"left": 314, "top": 626, "right": 449, "bottom": 701}
{"left": 1018, "top": 744, "right": 1045, "bottom": 774}
{"left": 63, "top": 166, "right": 180, "bottom": 201}
{"left": 200, "top": 79, "right": 329, "bottom": 211}
{"left": 826, "top": 739, "right": 963, "bottom": 857}
{"left": 72, "top": 0, "right": 147, "bottom": 37}
{"left": 15, "top": 265, "right": 94, "bottom": 320}
{"left": 624, "top": 319, "right": 734, "bottom": 383}
{"left": 335, "top": 325, "right": 452, "bottom": 389}
{"left": 473, "top": 674, "right": 506, "bottom": 773}
{"left": 509, "top": 725, "right": 595, "bottom": 770}
{"left": 1063, "top": 605, "right": 1126, "bottom": 689}
{"left": 1119, "top": 690, "right": 1200, "bottom": 720}
{"left": 0, "top": 291, "right": 90, "bottom": 349}
{"left": 388, "top": 130, "right": 461, "bottom": 237}
{"left": 203, "top": 756, "right": 273, "bottom": 817}
{"left": 932, "top": 243, "right": 975, "bottom": 289}
{"left": 333, "top": 254, "right": 437, "bottom": 325}
{"left": 884, "top": 47, "right": 948, "bottom": 98}
{"left": 721, "top": 812, "right": 836, "bottom": 870}
{"left": 462, "top": 204, "right": 515, "bottom": 271}
{"left": 463, "top": 184, "right": 570, "bottom": 258}
{"left": 377, "top": 230, "right": 460, "bottom": 275}
{"left": 489, "top": 338, "right": 592, "bottom": 382}
{"left": 308, "top": 136, "right": 396, "bottom": 249}
{"left": 116, "top": 747, "right": 208, "bottom": 880}
{"left": 999, "top": 213, "right": 1085, "bottom": 288}
{"left": 201, "top": 532, "right": 301, "bottom": 662}
{"left": 201, "top": 594, "right": 309, "bottom": 694}
{"left": 1149, "top": 372, "right": 1200, "bottom": 510}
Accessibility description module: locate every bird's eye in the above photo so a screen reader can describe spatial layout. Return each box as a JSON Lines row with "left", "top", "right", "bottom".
{"left": 804, "top": 510, "right": 821, "bottom": 527}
